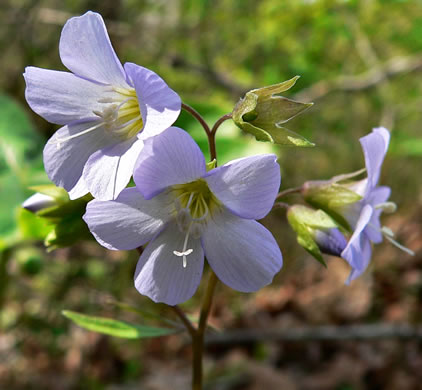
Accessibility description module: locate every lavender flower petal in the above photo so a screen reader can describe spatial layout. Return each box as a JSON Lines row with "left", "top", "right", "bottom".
{"left": 345, "top": 236, "right": 372, "bottom": 285}
{"left": 23, "top": 67, "right": 109, "bottom": 125}
{"left": 83, "top": 138, "right": 144, "bottom": 200}
{"left": 43, "top": 121, "right": 115, "bottom": 194}
{"left": 134, "top": 224, "right": 204, "bottom": 305}
{"left": 83, "top": 188, "right": 172, "bottom": 250}
{"left": 202, "top": 210, "right": 282, "bottom": 292}
{"left": 365, "top": 185, "right": 391, "bottom": 243}
{"left": 360, "top": 127, "right": 390, "bottom": 195}
{"left": 124, "top": 63, "right": 181, "bottom": 140}
{"left": 68, "top": 176, "right": 89, "bottom": 200}
{"left": 341, "top": 204, "right": 373, "bottom": 273}
{"left": 134, "top": 127, "right": 206, "bottom": 199}
{"left": 59, "top": 11, "right": 127, "bottom": 87}
{"left": 204, "top": 154, "right": 280, "bottom": 219}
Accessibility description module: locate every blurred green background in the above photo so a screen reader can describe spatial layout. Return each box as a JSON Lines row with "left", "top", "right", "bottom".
{"left": 1, "top": 0, "right": 421, "bottom": 389}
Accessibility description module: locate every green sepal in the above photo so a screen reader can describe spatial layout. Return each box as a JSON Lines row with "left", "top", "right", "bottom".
{"left": 206, "top": 159, "right": 217, "bottom": 171}
{"left": 62, "top": 310, "right": 179, "bottom": 339}
{"left": 287, "top": 205, "right": 339, "bottom": 266}
{"left": 303, "top": 181, "right": 363, "bottom": 231}
{"left": 29, "top": 191, "right": 94, "bottom": 251}
{"left": 232, "top": 76, "right": 314, "bottom": 147}
{"left": 29, "top": 184, "right": 69, "bottom": 203}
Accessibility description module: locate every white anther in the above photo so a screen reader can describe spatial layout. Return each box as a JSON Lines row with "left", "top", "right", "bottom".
{"left": 375, "top": 202, "right": 397, "bottom": 213}
{"left": 186, "top": 192, "right": 195, "bottom": 209}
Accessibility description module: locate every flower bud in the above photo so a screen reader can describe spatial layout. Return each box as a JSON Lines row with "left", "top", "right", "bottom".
{"left": 313, "top": 228, "right": 347, "bottom": 257}
{"left": 232, "top": 76, "right": 314, "bottom": 147}
{"left": 302, "top": 178, "right": 363, "bottom": 231}
{"left": 22, "top": 185, "right": 93, "bottom": 251}
{"left": 287, "top": 205, "right": 340, "bottom": 266}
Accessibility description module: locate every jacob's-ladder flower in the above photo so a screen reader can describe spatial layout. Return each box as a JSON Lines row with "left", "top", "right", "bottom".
{"left": 24, "top": 11, "right": 181, "bottom": 201}
{"left": 83, "top": 127, "right": 283, "bottom": 305}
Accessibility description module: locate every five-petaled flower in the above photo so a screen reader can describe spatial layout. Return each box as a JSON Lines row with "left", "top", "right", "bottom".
{"left": 83, "top": 127, "right": 283, "bottom": 305}
{"left": 24, "top": 11, "right": 181, "bottom": 201}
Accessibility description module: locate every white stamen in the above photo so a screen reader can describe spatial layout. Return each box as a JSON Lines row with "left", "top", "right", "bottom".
{"left": 53, "top": 122, "right": 103, "bottom": 148}
{"left": 381, "top": 226, "right": 414, "bottom": 256}
{"left": 114, "top": 114, "right": 142, "bottom": 131}
{"left": 97, "top": 97, "right": 116, "bottom": 104}
{"left": 384, "top": 234, "right": 415, "bottom": 256}
{"left": 381, "top": 226, "right": 394, "bottom": 237}
{"left": 375, "top": 202, "right": 397, "bottom": 213}
{"left": 186, "top": 192, "right": 195, "bottom": 208}
{"left": 192, "top": 205, "right": 208, "bottom": 222}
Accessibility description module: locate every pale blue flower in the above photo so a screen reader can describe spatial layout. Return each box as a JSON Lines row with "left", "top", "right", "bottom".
{"left": 340, "top": 128, "right": 412, "bottom": 283}
{"left": 24, "top": 11, "right": 181, "bottom": 201}
{"left": 83, "top": 127, "right": 283, "bottom": 305}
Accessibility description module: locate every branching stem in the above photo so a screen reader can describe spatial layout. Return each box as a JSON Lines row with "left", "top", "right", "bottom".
{"left": 182, "top": 103, "right": 211, "bottom": 135}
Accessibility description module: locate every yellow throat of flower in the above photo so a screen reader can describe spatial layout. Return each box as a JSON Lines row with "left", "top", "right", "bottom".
{"left": 95, "top": 86, "right": 143, "bottom": 140}
{"left": 172, "top": 179, "right": 221, "bottom": 220}
{"left": 170, "top": 179, "right": 221, "bottom": 268}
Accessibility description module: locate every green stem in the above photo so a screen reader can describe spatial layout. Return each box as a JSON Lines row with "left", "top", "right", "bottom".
{"left": 171, "top": 305, "right": 196, "bottom": 338}
{"left": 192, "top": 271, "right": 218, "bottom": 390}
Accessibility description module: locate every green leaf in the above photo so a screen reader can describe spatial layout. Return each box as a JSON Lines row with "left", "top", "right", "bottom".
{"left": 0, "top": 93, "right": 42, "bottom": 166}
{"left": 62, "top": 311, "right": 179, "bottom": 339}
{"left": 0, "top": 94, "right": 49, "bottom": 245}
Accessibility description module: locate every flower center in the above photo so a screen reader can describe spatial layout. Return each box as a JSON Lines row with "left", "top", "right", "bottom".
{"left": 170, "top": 179, "right": 221, "bottom": 268}
{"left": 94, "top": 86, "right": 143, "bottom": 140}
{"left": 53, "top": 86, "right": 143, "bottom": 148}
